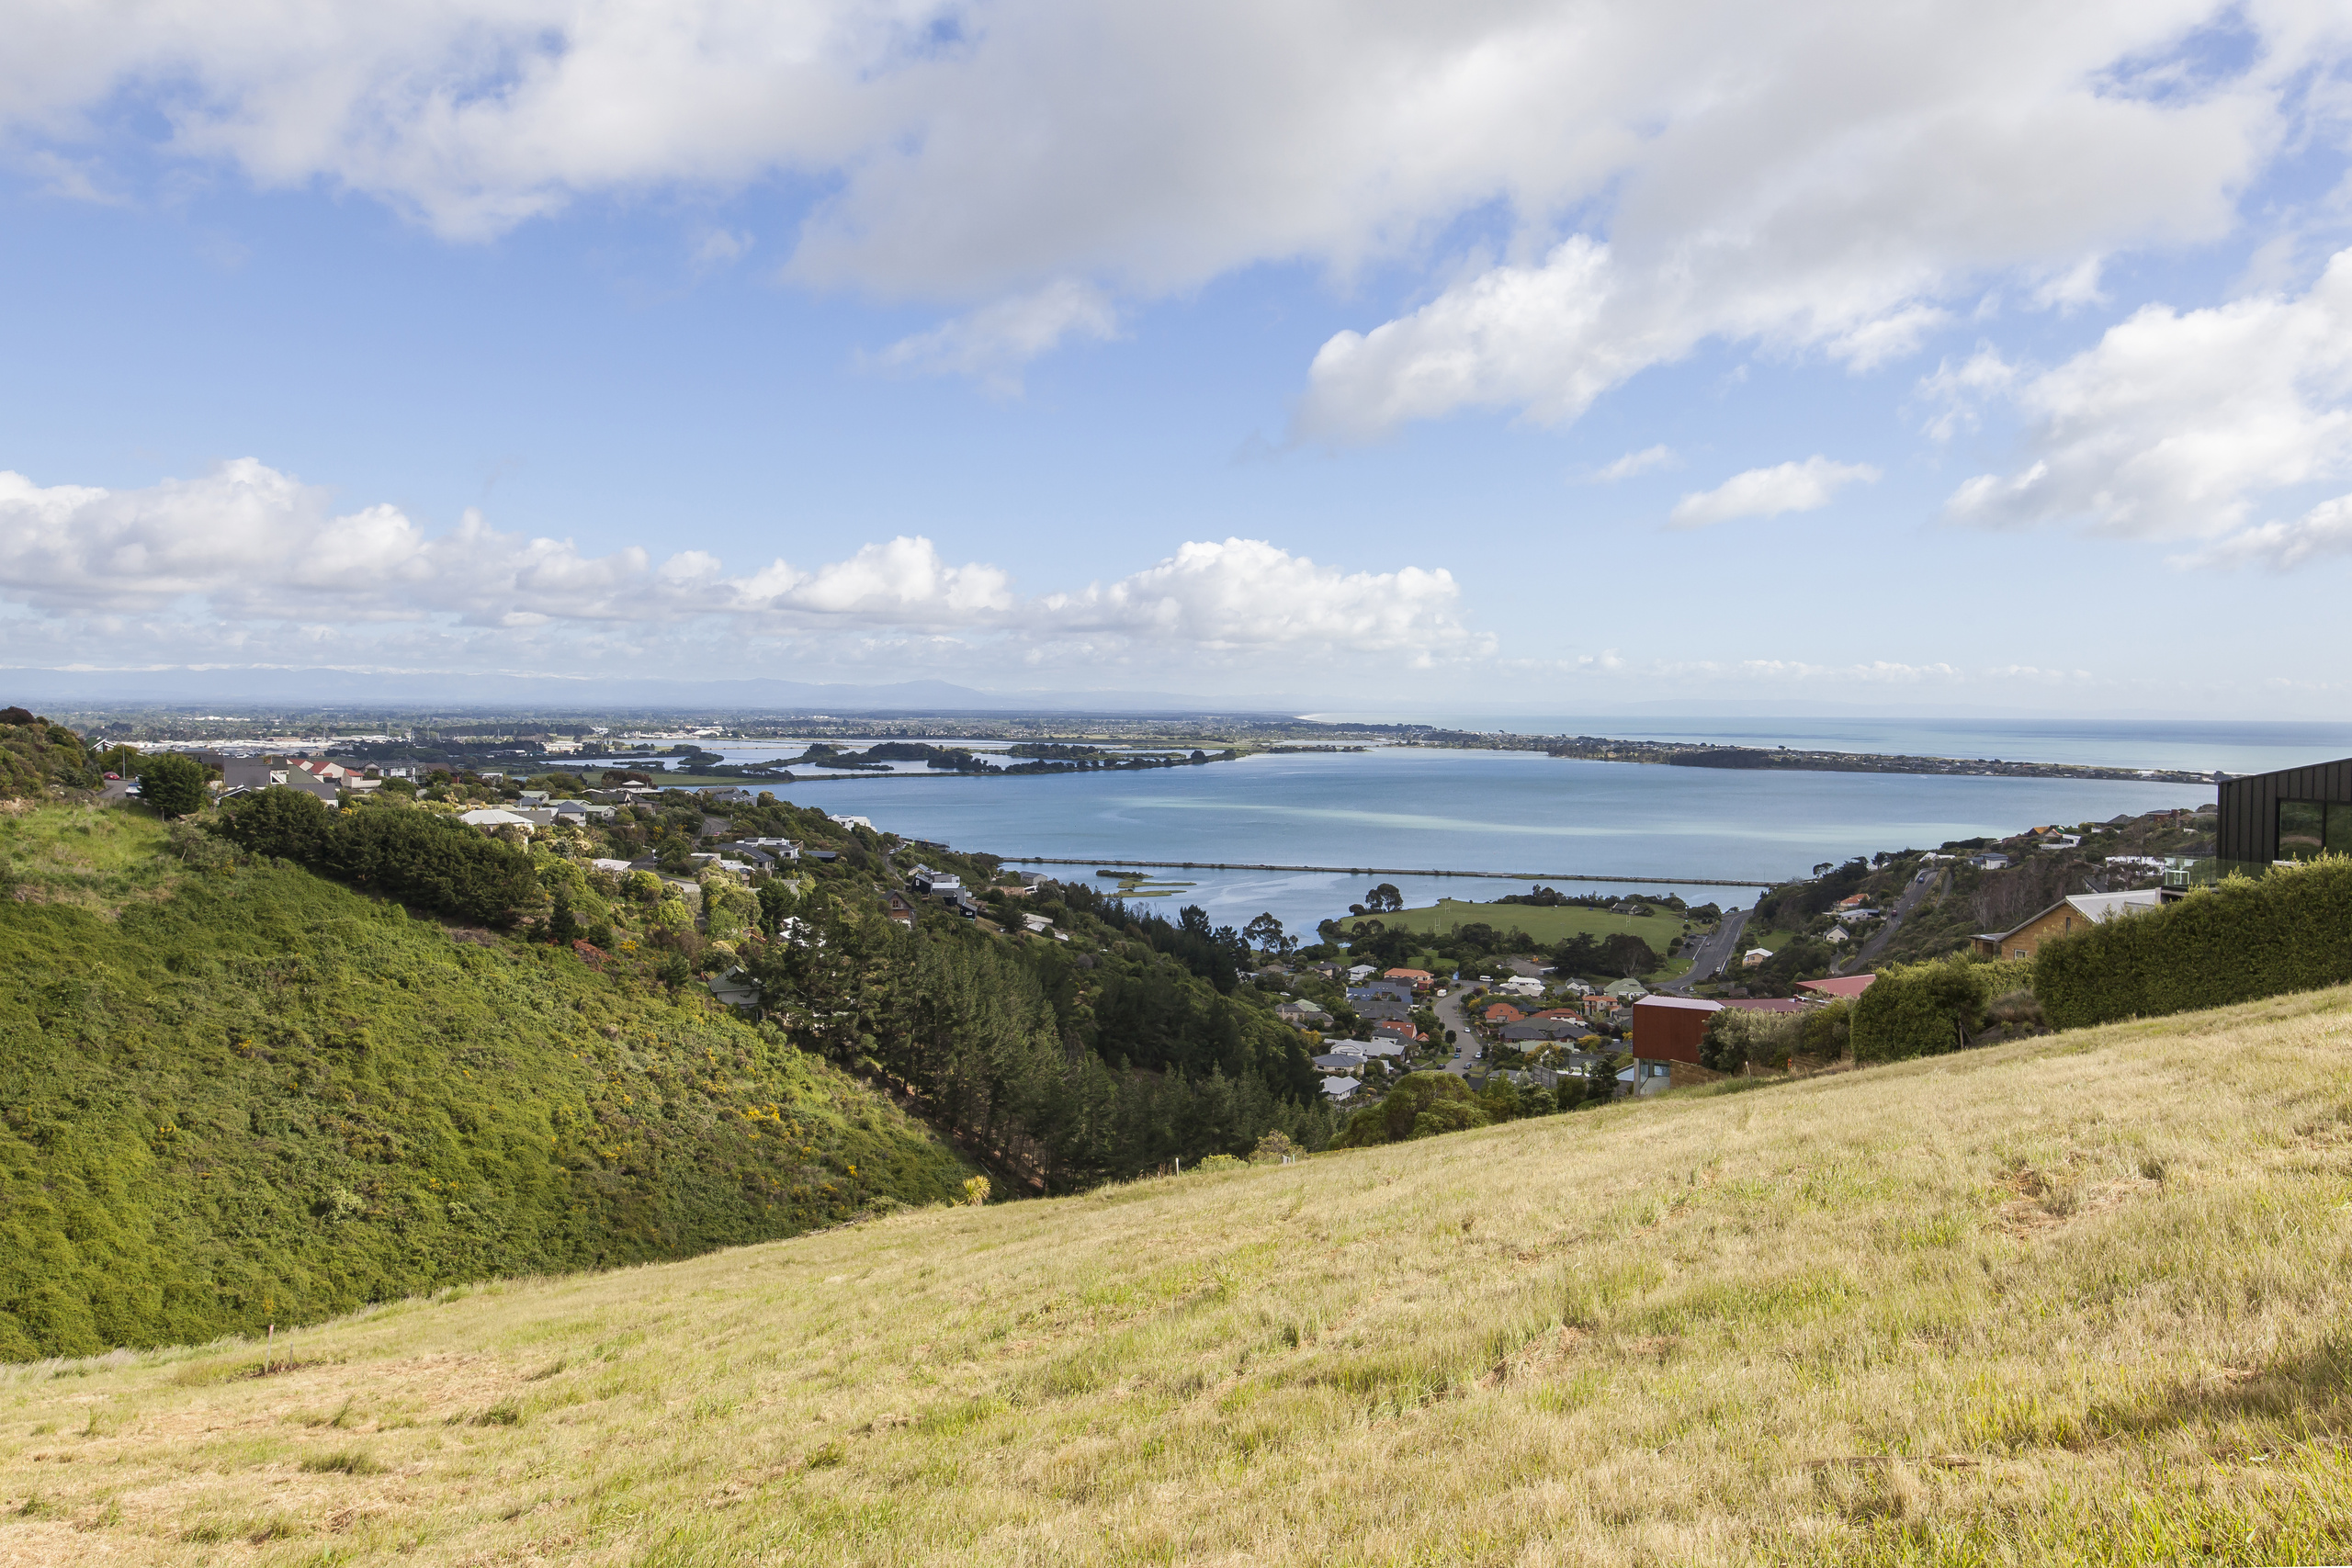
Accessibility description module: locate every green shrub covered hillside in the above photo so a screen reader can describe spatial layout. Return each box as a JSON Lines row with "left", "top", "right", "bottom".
{"left": 0, "top": 805, "right": 974, "bottom": 1361}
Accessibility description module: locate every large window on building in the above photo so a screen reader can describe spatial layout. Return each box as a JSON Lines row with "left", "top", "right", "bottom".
{"left": 2276, "top": 800, "right": 2352, "bottom": 860}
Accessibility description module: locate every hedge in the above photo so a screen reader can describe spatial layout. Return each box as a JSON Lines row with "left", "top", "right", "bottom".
{"left": 2031, "top": 858, "right": 2352, "bottom": 1030}
{"left": 1850, "top": 956, "right": 2033, "bottom": 1063}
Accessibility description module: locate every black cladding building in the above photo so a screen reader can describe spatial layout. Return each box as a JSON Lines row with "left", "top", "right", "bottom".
{"left": 2215, "top": 756, "right": 2352, "bottom": 869}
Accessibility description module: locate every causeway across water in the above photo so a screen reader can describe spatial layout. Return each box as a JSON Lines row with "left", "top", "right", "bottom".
{"left": 1009, "top": 857, "right": 1776, "bottom": 888}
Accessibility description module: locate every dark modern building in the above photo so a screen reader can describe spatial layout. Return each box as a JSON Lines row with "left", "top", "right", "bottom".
{"left": 2214, "top": 756, "right": 2352, "bottom": 871}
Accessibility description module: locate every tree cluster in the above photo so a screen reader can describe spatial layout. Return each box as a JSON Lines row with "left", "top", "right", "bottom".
{"left": 216, "top": 787, "right": 542, "bottom": 926}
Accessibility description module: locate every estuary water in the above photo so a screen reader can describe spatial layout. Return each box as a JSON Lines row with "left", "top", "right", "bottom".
{"left": 742, "top": 748, "right": 2216, "bottom": 938}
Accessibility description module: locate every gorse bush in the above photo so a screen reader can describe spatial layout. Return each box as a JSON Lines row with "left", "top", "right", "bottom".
{"left": 217, "top": 788, "right": 541, "bottom": 926}
{"left": 0, "top": 836, "right": 970, "bottom": 1360}
{"left": 2032, "top": 857, "right": 2352, "bottom": 1030}
{"left": 1849, "top": 957, "right": 2033, "bottom": 1062}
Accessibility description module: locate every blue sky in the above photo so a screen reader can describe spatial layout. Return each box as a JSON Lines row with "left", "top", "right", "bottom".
{"left": 3, "top": 0, "right": 2351, "bottom": 716}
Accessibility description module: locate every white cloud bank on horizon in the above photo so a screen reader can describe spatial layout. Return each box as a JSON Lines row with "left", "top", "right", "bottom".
{"left": 0, "top": 458, "right": 1483, "bottom": 668}
{"left": 1668, "top": 457, "right": 1880, "bottom": 528}
{"left": 1941, "top": 247, "right": 2352, "bottom": 570}
{"left": 4, "top": 2, "right": 2345, "bottom": 410}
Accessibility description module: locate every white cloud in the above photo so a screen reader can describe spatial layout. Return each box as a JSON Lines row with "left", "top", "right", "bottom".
{"left": 694, "top": 228, "right": 754, "bottom": 269}
{"left": 1037, "top": 538, "right": 1483, "bottom": 660}
{"left": 0, "top": 458, "right": 1470, "bottom": 664}
{"left": 2176, "top": 493, "right": 2352, "bottom": 571}
{"left": 1917, "top": 345, "right": 2017, "bottom": 440}
{"left": 1668, "top": 457, "right": 1879, "bottom": 528}
{"left": 1591, "top": 444, "right": 1675, "bottom": 481}
{"left": 4, "top": 6, "right": 2335, "bottom": 321}
{"left": 1945, "top": 247, "right": 2352, "bottom": 541}
{"left": 872, "top": 278, "right": 1120, "bottom": 393}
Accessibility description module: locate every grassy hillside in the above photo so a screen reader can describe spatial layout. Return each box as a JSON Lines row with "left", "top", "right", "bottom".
{"left": 1339, "top": 895, "right": 1684, "bottom": 947}
{"left": 4, "top": 987, "right": 2349, "bottom": 1563}
{"left": 0, "top": 805, "right": 972, "bottom": 1361}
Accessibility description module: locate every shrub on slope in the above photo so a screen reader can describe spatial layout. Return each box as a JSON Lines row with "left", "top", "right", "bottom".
{"left": 0, "top": 827, "right": 971, "bottom": 1360}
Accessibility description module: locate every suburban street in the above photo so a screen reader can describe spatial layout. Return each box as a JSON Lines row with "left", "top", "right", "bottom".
{"left": 1663, "top": 906, "right": 1753, "bottom": 993}
{"left": 1838, "top": 867, "right": 1948, "bottom": 974}
{"left": 1431, "top": 983, "right": 1481, "bottom": 1077}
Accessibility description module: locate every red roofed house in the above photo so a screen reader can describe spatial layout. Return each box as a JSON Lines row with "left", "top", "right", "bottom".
{"left": 1384, "top": 967, "right": 1436, "bottom": 992}
{"left": 1483, "top": 1002, "right": 1524, "bottom": 1026}
{"left": 1795, "top": 975, "right": 1876, "bottom": 999}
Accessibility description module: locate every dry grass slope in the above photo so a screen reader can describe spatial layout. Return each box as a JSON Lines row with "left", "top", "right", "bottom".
{"left": 5, "top": 987, "right": 2352, "bottom": 1565}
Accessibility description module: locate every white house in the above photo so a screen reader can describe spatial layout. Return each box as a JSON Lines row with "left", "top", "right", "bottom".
{"left": 458, "top": 807, "right": 537, "bottom": 833}
{"left": 1741, "top": 947, "right": 1774, "bottom": 968}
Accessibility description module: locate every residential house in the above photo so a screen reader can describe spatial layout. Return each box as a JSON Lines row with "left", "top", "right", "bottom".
{"left": 706, "top": 969, "right": 762, "bottom": 1010}
{"left": 1482, "top": 1001, "right": 1525, "bottom": 1026}
{"left": 1971, "top": 889, "right": 2162, "bottom": 960}
{"left": 1274, "top": 1000, "right": 1329, "bottom": 1027}
{"left": 1822, "top": 927, "right": 1850, "bottom": 946}
{"left": 1346, "top": 964, "right": 1377, "bottom": 983}
{"left": 882, "top": 892, "right": 917, "bottom": 928}
{"left": 1319, "top": 1076, "right": 1363, "bottom": 1100}
{"left": 1628, "top": 995, "right": 1731, "bottom": 1092}
{"left": 1602, "top": 977, "right": 1650, "bottom": 1001}
{"left": 1741, "top": 948, "right": 1774, "bottom": 968}
{"left": 1310, "top": 1053, "right": 1363, "bottom": 1074}
{"left": 1966, "top": 852, "right": 2013, "bottom": 871}
{"left": 458, "top": 807, "right": 537, "bottom": 833}
{"left": 740, "top": 837, "right": 801, "bottom": 861}
{"left": 1372, "top": 1021, "right": 1426, "bottom": 1046}
{"left": 1382, "top": 967, "right": 1436, "bottom": 992}
{"left": 828, "top": 814, "right": 874, "bottom": 831}
{"left": 1796, "top": 974, "right": 1876, "bottom": 1000}
{"left": 1499, "top": 1020, "right": 1581, "bottom": 1043}
{"left": 910, "top": 864, "right": 963, "bottom": 897}
{"left": 590, "top": 858, "right": 636, "bottom": 874}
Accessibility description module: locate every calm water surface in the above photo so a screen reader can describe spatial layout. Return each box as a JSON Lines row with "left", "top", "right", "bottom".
{"left": 751, "top": 749, "right": 2214, "bottom": 936}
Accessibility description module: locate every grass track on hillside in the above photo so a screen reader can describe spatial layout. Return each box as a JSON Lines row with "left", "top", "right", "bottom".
{"left": 4, "top": 989, "right": 2351, "bottom": 1564}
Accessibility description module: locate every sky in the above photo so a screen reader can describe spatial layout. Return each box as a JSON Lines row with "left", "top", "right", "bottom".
{"left": 2, "top": 0, "right": 2351, "bottom": 716}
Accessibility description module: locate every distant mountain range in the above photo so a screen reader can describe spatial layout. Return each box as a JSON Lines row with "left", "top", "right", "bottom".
{"left": 0, "top": 665, "right": 1313, "bottom": 716}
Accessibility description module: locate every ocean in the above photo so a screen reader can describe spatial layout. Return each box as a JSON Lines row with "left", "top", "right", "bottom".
{"left": 709, "top": 745, "right": 2220, "bottom": 940}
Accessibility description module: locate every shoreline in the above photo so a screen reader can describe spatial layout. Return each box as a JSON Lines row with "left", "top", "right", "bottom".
{"left": 1007, "top": 856, "right": 1773, "bottom": 889}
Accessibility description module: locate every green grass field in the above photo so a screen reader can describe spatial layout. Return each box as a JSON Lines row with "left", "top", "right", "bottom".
{"left": 1341, "top": 896, "right": 1693, "bottom": 946}
{"left": 8, "top": 986, "right": 2349, "bottom": 1563}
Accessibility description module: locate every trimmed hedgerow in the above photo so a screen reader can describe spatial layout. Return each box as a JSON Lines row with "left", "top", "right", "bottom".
{"left": 2032, "top": 858, "right": 2352, "bottom": 1031}
{"left": 1849, "top": 957, "right": 2033, "bottom": 1063}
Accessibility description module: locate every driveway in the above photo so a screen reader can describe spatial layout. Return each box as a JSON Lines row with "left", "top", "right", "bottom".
{"left": 1838, "top": 867, "right": 1946, "bottom": 974}
{"left": 1662, "top": 906, "right": 1752, "bottom": 993}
